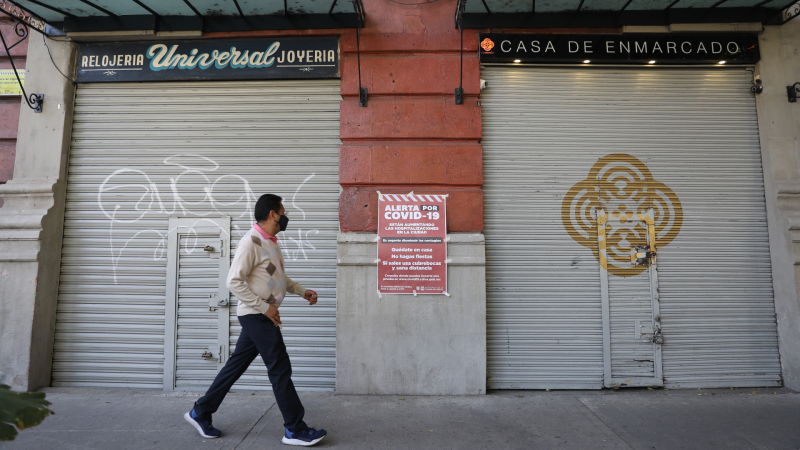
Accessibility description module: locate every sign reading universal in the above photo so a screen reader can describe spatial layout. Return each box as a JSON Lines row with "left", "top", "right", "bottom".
{"left": 479, "top": 33, "right": 760, "bottom": 64}
{"left": 76, "top": 37, "right": 339, "bottom": 83}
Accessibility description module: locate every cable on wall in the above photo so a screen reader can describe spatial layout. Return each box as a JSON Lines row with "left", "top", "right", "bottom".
{"left": 43, "top": 34, "right": 75, "bottom": 83}
{"left": 454, "top": 0, "right": 466, "bottom": 105}
{"left": 357, "top": 26, "right": 367, "bottom": 107}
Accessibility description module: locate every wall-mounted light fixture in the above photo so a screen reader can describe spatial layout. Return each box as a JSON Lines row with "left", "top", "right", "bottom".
{"left": 788, "top": 82, "right": 800, "bottom": 103}
{"left": 750, "top": 78, "right": 763, "bottom": 94}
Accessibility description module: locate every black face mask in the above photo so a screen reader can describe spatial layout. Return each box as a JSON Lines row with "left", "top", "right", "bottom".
{"left": 278, "top": 214, "right": 289, "bottom": 232}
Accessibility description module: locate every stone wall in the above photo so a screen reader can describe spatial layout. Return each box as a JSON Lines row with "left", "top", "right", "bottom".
{"left": 756, "top": 16, "right": 800, "bottom": 391}
{"left": 0, "top": 35, "right": 76, "bottom": 391}
{"left": 336, "top": 233, "right": 486, "bottom": 395}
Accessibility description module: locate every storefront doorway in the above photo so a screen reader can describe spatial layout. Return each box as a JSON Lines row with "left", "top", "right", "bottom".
{"left": 51, "top": 80, "right": 341, "bottom": 391}
{"left": 482, "top": 66, "right": 782, "bottom": 389}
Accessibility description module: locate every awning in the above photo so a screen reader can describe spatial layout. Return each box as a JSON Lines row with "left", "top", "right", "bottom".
{"left": 13, "top": 0, "right": 365, "bottom": 33}
{"left": 456, "top": 0, "right": 797, "bottom": 28}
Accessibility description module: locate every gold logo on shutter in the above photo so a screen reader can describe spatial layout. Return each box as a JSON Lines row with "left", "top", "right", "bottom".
{"left": 562, "top": 154, "right": 683, "bottom": 277}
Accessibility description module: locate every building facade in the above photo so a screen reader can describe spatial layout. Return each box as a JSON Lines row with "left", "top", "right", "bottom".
{"left": 0, "top": 15, "right": 27, "bottom": 207}
{"left": 1, "top": 0, "right": 799, "bottom": 394}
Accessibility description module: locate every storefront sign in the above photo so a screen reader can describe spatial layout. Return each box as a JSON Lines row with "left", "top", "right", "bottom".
{"left": 75, "top": 37, "right": 339, "bottom": 83}
{"left": 479, "top": 33, "right": 760, "bottom": 64}
{"left": 378, "top": 193, "right": 447, "bottom": 295}
{"left": 0, "top": 69, "right": 24, "bottom": 95}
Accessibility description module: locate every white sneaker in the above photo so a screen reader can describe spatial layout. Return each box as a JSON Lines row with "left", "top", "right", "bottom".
{"left": 282, "top": 427, "right": 327, "bottom": 446}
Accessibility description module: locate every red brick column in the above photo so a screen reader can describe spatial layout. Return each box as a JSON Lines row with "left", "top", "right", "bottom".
{"left": 207, "top": 1, "right": 484, "bottom": 232}
{"left": 338, "top": 0, "right": 483, "bottom": 232}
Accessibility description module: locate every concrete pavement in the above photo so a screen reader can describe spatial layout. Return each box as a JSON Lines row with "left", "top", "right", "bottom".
{"left": 2, "top": 387, "right": 799, "bottom": 450}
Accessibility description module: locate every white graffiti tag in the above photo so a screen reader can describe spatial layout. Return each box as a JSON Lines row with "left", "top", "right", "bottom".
{"left": 98, "top": 154, "right": 319, "bottom": 283}
{"left": 284, "top": 174, "right": 319, "bottom": 261}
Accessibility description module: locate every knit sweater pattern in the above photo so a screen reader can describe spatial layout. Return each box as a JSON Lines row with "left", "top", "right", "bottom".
{"left": 227, "top": 227, "right": 306, "bottom": 316}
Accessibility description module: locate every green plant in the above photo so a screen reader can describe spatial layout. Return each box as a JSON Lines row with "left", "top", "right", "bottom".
{"left": 0, "top": 384, "right": 53, "bottom": 441}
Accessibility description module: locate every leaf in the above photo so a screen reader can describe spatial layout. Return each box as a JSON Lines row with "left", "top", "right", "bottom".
{"left": 0, "top": 385, "right": 52, "bottom": 441}
{"left": 0, "top": 422, "right": 18, "bottom": 441}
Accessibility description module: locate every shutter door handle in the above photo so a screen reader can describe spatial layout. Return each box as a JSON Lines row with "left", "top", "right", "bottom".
{"left": 202, "top": 346, "right": 223, "bottom": 362}
{"left": 203, "top": 242, "right": 223, "bottom": 259}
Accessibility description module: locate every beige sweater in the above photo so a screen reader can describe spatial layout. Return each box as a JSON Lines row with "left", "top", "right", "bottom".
{"left": 227, "top": 227, "right": 306, "bottom": 316}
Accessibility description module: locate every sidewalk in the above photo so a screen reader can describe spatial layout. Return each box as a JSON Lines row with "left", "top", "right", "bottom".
{"left": 2, "top": 387, "right": 799, "bottom": 450}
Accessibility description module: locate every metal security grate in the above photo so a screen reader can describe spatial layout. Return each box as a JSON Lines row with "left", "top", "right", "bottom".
{"left": 175, "top": 233, "right": 223, "bottom": 389}
{"left": 482, "top": 66, "right": 781, "bottom": 389}
{"left": 52, "top": 80, "right": 341, "bottom": 390}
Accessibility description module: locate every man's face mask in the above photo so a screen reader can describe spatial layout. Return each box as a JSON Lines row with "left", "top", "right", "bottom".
{"left": 278, "top": 214, "right": 289, "bottom": 232}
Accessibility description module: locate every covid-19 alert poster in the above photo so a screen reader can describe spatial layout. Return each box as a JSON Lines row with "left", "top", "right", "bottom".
{"left": 377, "top": 193, "right": 447, "bottom": 295}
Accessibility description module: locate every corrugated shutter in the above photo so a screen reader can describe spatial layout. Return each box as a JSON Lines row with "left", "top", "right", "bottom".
{"left": 53, "top": 80, "right": 341, "bottom": 390}
{"left": 608, "top": 256, "right": 659, "bottom": 381}
{"left": 483, "top": 66, "right": 781, "bottom": 389}
{"left": 175, "top": 233, "right": 222, "bottom": 389}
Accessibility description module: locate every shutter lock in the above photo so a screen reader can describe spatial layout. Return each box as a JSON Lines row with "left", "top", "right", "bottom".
{"left": 202, "top": 345, "right": 222, "bottom": 362}
{"left": 630, "top": 245, "right": 655, "bottom": 266}
{"left": 204, "top": 241, "right": 224, "bottom": 259}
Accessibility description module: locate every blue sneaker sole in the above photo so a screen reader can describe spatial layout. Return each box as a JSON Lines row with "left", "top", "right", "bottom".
{"left": 184, "top": 412, "right": 220, "bottom": 439}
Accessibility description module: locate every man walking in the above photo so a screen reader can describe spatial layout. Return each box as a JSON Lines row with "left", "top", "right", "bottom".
{"left": 184, "top": 194, "right": 327, "bottom": 447}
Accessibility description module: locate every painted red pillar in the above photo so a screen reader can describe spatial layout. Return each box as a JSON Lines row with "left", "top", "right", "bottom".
{"left": 0, "top": 18, "right": 27, "bottom": 207}
{"left": 338, "top": 0, "right": 483, "bottom": 233}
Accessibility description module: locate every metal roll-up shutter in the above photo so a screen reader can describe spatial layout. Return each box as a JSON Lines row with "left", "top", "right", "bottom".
{"left": 483, "top": 66, "right": 781, "bottom": 389}
{"left": 176, "top": 233, "right": 223, "bottom": 389}
{"left": 53, "top": 80, "right": 341, "bottom": 390}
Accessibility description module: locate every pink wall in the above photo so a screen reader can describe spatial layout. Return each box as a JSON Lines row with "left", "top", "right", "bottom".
{"left": 0, "top": 18, "right": 28, "bottom": 207}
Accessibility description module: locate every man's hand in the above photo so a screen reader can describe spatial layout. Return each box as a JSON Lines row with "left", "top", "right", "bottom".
{"left": 304, "top": 289, "right": 318, "bottom": 305}
{"left": 264, "top": 304, "right": 281, "bottom": 327}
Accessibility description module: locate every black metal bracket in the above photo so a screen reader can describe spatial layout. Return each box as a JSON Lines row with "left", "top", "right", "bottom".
{"left": 454, "top": 0, "right": 466, "bottom": 28}
{"left": 781, "top": 0, "right": 800, "bottom": 25}
{"left": 788, "top": 82, "right": 800, "bottom": 103}
{"left": 356, "top": 25, "right": 367, "bottom": 107}
{"left": 28, "top": 93, "right": 44, "bottom": 112}
{"left": 353, "top": 0, "right": 366, "bottom": 28}
{"left": 0, "top": 20, "right": 43, "bottom": 113}
{"left": 455, "top": 87, "right": 463, "bottom": 105}
{"left": 455, "top": 0, "right": 466, "bottom": 105}
{"left": 355, "top": 0, "right": 366, "bottom": 107}
{"left": 454, "top": 24, "right": 464, "bottom": 105}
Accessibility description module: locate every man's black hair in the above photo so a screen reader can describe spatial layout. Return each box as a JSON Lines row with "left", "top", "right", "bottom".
{"left": 254, "top": 194, "right": 283, "bottom": 223}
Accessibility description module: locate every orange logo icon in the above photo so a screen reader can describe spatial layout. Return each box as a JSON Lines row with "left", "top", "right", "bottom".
{"left": 481, "top": 38, "right": 495, "bottom": 52}
{"left": 562, "top": 154, "right": 683, "bottom": 277}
